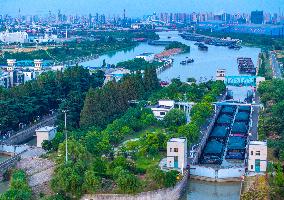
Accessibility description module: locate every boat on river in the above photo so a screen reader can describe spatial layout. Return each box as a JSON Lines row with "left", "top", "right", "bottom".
{"left": 180, "top": 60, "right": 187, "bottom": 65}
{"left": 228, "top": 45, "right": 242, "bottom": 50}
{"left": 180, "top": 58, "right": 194, "bottom": 65}
{"left": 198, "top": 43, "right": 208, "bottom": 51}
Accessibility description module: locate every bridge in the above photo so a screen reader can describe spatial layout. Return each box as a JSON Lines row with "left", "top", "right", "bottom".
{"left": 3, "top": 114, "right": 57, "bottom": 145}
{"left": 225, "top": 76, "right": 257, "bottom": 87}
{"left": 213, "top": 101, "right": 261, "bottom": 107}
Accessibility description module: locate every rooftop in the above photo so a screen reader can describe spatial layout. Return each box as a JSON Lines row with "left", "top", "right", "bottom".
{"left": 250, "top": 141, "right": 267, "bottom": 146}
{"left": 36, "top": 126, "right": 56, "bottom": 132}
{"left": 168, "top": 138, "right": 186, "bottom": 143}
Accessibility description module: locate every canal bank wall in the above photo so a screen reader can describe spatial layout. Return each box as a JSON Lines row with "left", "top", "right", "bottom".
{"left": 81, "top": 171, "right": 189, "bottom": 200}
{"left": 190, "top": 165, "right": 244, "bottom": 182}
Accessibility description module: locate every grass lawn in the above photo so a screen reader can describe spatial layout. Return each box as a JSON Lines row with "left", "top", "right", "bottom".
{"left": 135, "top": 152, "right": 166, "bottom": 170}
{"left": 123, "top": 126, "right": 165, "bottom": 142}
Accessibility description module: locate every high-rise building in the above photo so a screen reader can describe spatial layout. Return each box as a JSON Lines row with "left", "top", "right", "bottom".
{"left": 251, "top": 11, "right": 264, "bottom": 24}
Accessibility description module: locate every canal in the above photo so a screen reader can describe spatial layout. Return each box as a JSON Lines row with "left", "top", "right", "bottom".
{"left": 81, "top": 31, "right": 260, "bottom": 83}
{"left": 81, "top": 31, "right": 260, "bottom": 200}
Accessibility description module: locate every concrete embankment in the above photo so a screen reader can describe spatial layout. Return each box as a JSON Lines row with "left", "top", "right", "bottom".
{"left": 82, "top": 171, "right": 189, "bottom": 200}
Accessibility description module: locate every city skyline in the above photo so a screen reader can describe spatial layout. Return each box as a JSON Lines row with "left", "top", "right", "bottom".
{"left": 0, "top": 0, "right": 284, "bottom": 17}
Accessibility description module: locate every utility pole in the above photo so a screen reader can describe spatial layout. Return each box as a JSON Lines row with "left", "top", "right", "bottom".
{"left": 62, "top": 109, "right": 68, "bottom": 163}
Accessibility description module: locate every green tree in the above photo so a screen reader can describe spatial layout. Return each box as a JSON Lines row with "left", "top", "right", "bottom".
{"left": 0, "top": 170, "right": 32, "bottom": 200}
{"left": 143, "top": 66, "right": 160, "bottom": 96}
{"left": 116, "top": 171, "right": 141, "bottom": 194}
{"left": 57, "top": 139, "right": 88, "bottom": 165}
{"left": 84, "top": 131, "right": 111, "bottom": 156}
{"left": 163, "top": 170, "right": 179, "bottom": 188}
{"left": 51, "top": 163, "right": 84, "bottom": 198}
{"left": 82, "top": 170, "right": 101, "bottom": 194}
{"left": 163, "top": 109, "right": 186, "bottom": 128}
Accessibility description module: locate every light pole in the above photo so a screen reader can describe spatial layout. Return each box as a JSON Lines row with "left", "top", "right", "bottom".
{"left": 62, "top": 109, "right": 68, "bottom": 163}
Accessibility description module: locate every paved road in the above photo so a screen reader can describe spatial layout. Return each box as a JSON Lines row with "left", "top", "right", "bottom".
{"left": 249, "top": 93, "right": 260, "bottom": 141}
{"left": 270, "top": 52, "right": 283, "bottom": 79}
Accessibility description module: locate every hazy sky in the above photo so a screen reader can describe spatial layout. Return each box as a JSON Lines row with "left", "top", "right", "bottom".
{"left": 0, "top": 0, "right": 284, "bottom": 17}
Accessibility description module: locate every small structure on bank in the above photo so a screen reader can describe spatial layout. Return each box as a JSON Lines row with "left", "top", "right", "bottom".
{"left": 35, "top": 126, "right": 57, "bottom": 148}
{"left": 167, "top": 138, "right": 187, "bottom": 170}
{"left": 104, "top": 68, "right": 131, "bottom": 84}
{"left": 248, "top": 141, "right": 267, "bottom": 173}
{"left": 216, "top": 69, "right": 226, "bottom": 81}
{"left": 150, "top": 100, "right": 175, "bottom": 120}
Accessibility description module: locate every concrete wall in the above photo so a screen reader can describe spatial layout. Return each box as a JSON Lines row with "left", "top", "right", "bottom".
{"left": 190, "top": 165, "right": 216, "bottom": 179}
{"left": 190, "top": 165, "right": 245, "bottom": 181}
{"left": 81, "top": 171, "right": 189, "bottom": 200}
{"left": 217, "top": 168, "right": 245, "bottom": 179}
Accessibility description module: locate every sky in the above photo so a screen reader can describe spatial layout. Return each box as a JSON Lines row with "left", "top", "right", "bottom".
{"left": 0, "top": 0, "right": 284, "bottom": 17}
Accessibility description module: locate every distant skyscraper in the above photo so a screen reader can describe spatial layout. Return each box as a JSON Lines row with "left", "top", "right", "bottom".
{"left": 251, "top": 10, "right": 264, "bottom": 24}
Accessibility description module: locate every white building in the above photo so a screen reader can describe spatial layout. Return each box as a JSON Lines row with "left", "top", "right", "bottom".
{"left": 136, "top": 53, "right": 155, "bottom": 62}
{"left": 35, "top": 126, "right": 57, "bottom": 148}
{"left": 150, "top": 100, "right": 175, "bottom": 120}
{"left": 104, "top": 68, "right": 131, "bottom": 84}
{"left": 216, "top": 69, "right": 226, "bottom": 81}
{"left": 0, "top": 31, "right": 29, "bottom": 43}
{"left": 248, "top": 141, "right": 267, "bottom": 173}
{"left": 131, "top": 24, "right": 141, "bottom": 29}
{"left": 23, "top": 71, "right": 35, "bottom": 82}
{"left": 7, "top": 59, "right": 16, "bottom": 72}
{"left": 167, "top": 138, "right": 188, "bottom": 170}
{"left": 34, "top": 59, "right": 43, "bottom": 71}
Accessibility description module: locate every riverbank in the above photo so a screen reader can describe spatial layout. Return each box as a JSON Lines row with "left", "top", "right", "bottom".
{"left": 0, "top": 30, "right": 159, "bottom": 66}
{"left": 194, "top": 29, "right": 284, "bottom": 50}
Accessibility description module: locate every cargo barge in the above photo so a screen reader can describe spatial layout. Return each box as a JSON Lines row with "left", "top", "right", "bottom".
{"left": 180, "top": 33, "right": 238, "bottom": 48}
{"left": 237, "top": 57, "right": 256, "bottom": 75}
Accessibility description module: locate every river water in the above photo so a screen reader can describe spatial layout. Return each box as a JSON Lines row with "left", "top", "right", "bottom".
{"left": 180, "top": 179, "right": 241, "bottom": 200}
{"left": 81, "top": 31, "right": 260, "bottom": 200}
{"left": 81, "top": 31, "right": 260, "bottom": 83}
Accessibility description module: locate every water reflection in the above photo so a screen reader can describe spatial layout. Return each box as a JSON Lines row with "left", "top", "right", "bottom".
{"left": 180, "top": 179, "right": 241, "bottom": 200}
